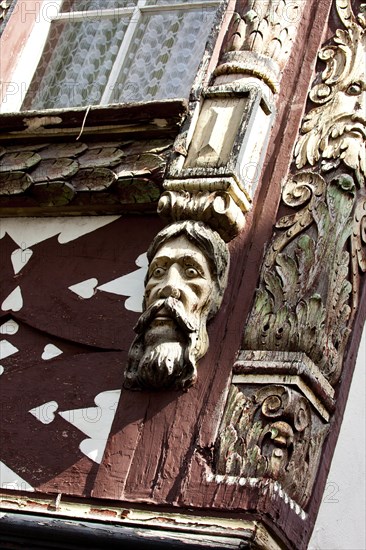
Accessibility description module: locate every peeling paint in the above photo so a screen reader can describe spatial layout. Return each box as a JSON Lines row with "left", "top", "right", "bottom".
{"left": 23, "top": 117, "right": 63, "bottom": 131}
{"left": 205, "top": 473, "right": 307, "bottom": 520}
{"left": 152, "top": 118, "right": 168, "bottom": 128}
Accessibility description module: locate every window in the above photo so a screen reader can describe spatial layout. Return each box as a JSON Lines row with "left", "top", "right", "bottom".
{"left": 3, "top": 0, "right": 220, "bottom": 112}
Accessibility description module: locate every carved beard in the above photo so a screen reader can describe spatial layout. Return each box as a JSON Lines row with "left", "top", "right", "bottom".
{"left": 124, "top": 297, "right": 209, "bottom": 390}
{"left": 296, "top": 110, "right": 366, "bottom": 184}
{"left": 320, "top": 116, "right": 366, "bottom": 180}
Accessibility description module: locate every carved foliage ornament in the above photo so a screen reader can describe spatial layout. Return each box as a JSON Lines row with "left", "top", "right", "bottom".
{"left": 244, "top": 0, "right": 366, "bottom": 386}
{"left": 244, "top": 171, "right": 366, "bottom": 385}
{"left": 216, "top": 0, "right": 305, "bottom": 91}
{"left": 295, "top": 0, "right": 366, "bottom": 185}
{"left": 124, "top": 221, "right": 230, "bottom": 391}
{"left": 216, "top": 384, "right": 327, "bottom": 507}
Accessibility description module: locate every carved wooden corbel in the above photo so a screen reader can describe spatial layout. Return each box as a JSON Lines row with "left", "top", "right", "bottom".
{"left": 125, "top": 220, "right": 230, "bottom": 390}
{"left": 244, "top": 171, "right": 365, "bottom": 385}
{"left": 215, "top": 373, "right": 329, "bottom": 507}
{"left": 216, "top": 0, "right": 366, "bottom": 514}
{"left": 244, "top": 0, "right": 366, "bottom": 385}
{"left": 159, "top": 0, "right": 305, "bottom": 242}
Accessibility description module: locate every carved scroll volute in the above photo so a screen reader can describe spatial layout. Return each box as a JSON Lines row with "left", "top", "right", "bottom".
{"left": 216, "top": 384, "right": 327, "bottom": 507}
{"left": 125, "top": 221, "right": 230, "bottom": 391}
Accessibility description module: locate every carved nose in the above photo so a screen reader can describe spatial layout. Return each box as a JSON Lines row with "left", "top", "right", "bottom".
{"left": 159, "top": 284, "right": 180, "bottom": 299}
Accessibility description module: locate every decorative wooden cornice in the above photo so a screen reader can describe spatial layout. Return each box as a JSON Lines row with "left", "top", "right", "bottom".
{"left": 0, "top": 101, "right": 187, "bottom": 141}
{"left": 0, "top": 101, "right": 188, "bottom": 215}
{"left": 0, "top": 492, "right": 283, "bottom": 549}
{"left": 0, "top": 139, "right": 171, "bottom": 215}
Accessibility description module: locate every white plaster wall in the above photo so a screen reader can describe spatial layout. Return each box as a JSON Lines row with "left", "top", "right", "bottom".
{"left": 309, "top": 326, "right": 366, "bottom": 550}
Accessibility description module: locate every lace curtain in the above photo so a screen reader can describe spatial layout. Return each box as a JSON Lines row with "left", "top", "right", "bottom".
{"left": 23, "top": 0, "right": 217, "bottom": 110}
{"left": 23, "top": 18, "right": 130, "bottom": 109}
{"left": 112, "top": 7, "right": 216, "bottom": 102}
{"left": 60, "top": 1, "right": 137, "bottom": 11}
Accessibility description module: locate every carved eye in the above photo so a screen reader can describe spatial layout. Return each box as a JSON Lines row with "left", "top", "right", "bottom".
{"left": 185, "top": 266, "right": 199, "bottom": 278}
{"left": 152, "top": 266, "right": 165, "bottom": 278}
{"left": 346, "top": 82, "right": 362, "bottom": 96}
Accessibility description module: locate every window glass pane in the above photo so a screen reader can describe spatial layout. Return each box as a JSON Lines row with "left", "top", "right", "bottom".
{"left": 23, "top": 17, "right": 130, "bottom": 109}
{"left": 145, "top": 0, "right": 212, "bottom": 5}
{"left": 111, "top": 6, "right": 216, "bottom": 103}
{"left": 60, "top": 0, "right": 136, "bottom": 11}
{"left": 22, "top": 0, "right": 219, "bottom": 110}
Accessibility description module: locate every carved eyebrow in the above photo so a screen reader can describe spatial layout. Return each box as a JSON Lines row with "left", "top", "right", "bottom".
{"left": 181, "top": 254, "right": 206, "bottom": 276}
{"left": 148, "top": 256, "right": 169, "bottom": 276}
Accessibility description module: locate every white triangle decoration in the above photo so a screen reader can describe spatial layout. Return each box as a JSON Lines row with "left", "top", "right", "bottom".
{"left": 29, "top": 401, "right": 59, "bottom": 424}
{"left": 0, "top": 461, "right": 34, "bottom": 491}
{"left": 11, "top": 247, "right": 33, "bottom": 274}
{"left": 0, "top": 216, "right": 120, "bottom": 248}
{"left": 97, "top": 253, "right": 147, "bottom": 312}
{"left": 0, "top": 340, "right": 19, "bottom": 360}
{"left": 59, "top": 389, "right": 121, "bottom": 464}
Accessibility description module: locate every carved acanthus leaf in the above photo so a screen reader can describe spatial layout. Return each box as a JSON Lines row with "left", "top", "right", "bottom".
{"left": 226, "top": 1, "right": 302, "bottom": 60}
{"left": 217, "top": 0, "right": 304, "bottom": 90}
{"left": 244, "top": 171, "right": 366, "bottom": 385}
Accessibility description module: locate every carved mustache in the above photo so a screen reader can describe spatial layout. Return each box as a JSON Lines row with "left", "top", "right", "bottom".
{"left": 134, "top": 297, "right": 198, "bottom": 335}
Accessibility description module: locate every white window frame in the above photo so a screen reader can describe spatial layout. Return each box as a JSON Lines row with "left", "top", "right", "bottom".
{"left": 0, "top": 0, "right": 220, "bottom": 113}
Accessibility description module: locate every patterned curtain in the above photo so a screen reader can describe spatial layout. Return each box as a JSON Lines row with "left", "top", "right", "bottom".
{"left": 22, "top": 0, "right": 217, "bottom": 110}
{"left": 112, "top": 7, "right": 216, "bottom": 102}
{"left": 22, "top": 17, "right": 130, "bottom": 109}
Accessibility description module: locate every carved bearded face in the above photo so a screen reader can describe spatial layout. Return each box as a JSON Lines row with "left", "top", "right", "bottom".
{"left": 295, "top": 18, "right": 366, "bottom": 183}
{"left": 310, "top": 80, "right": 365, "bottom": 178}
{"left": 124, "top": 236, "right": 216, "bottom": 390}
